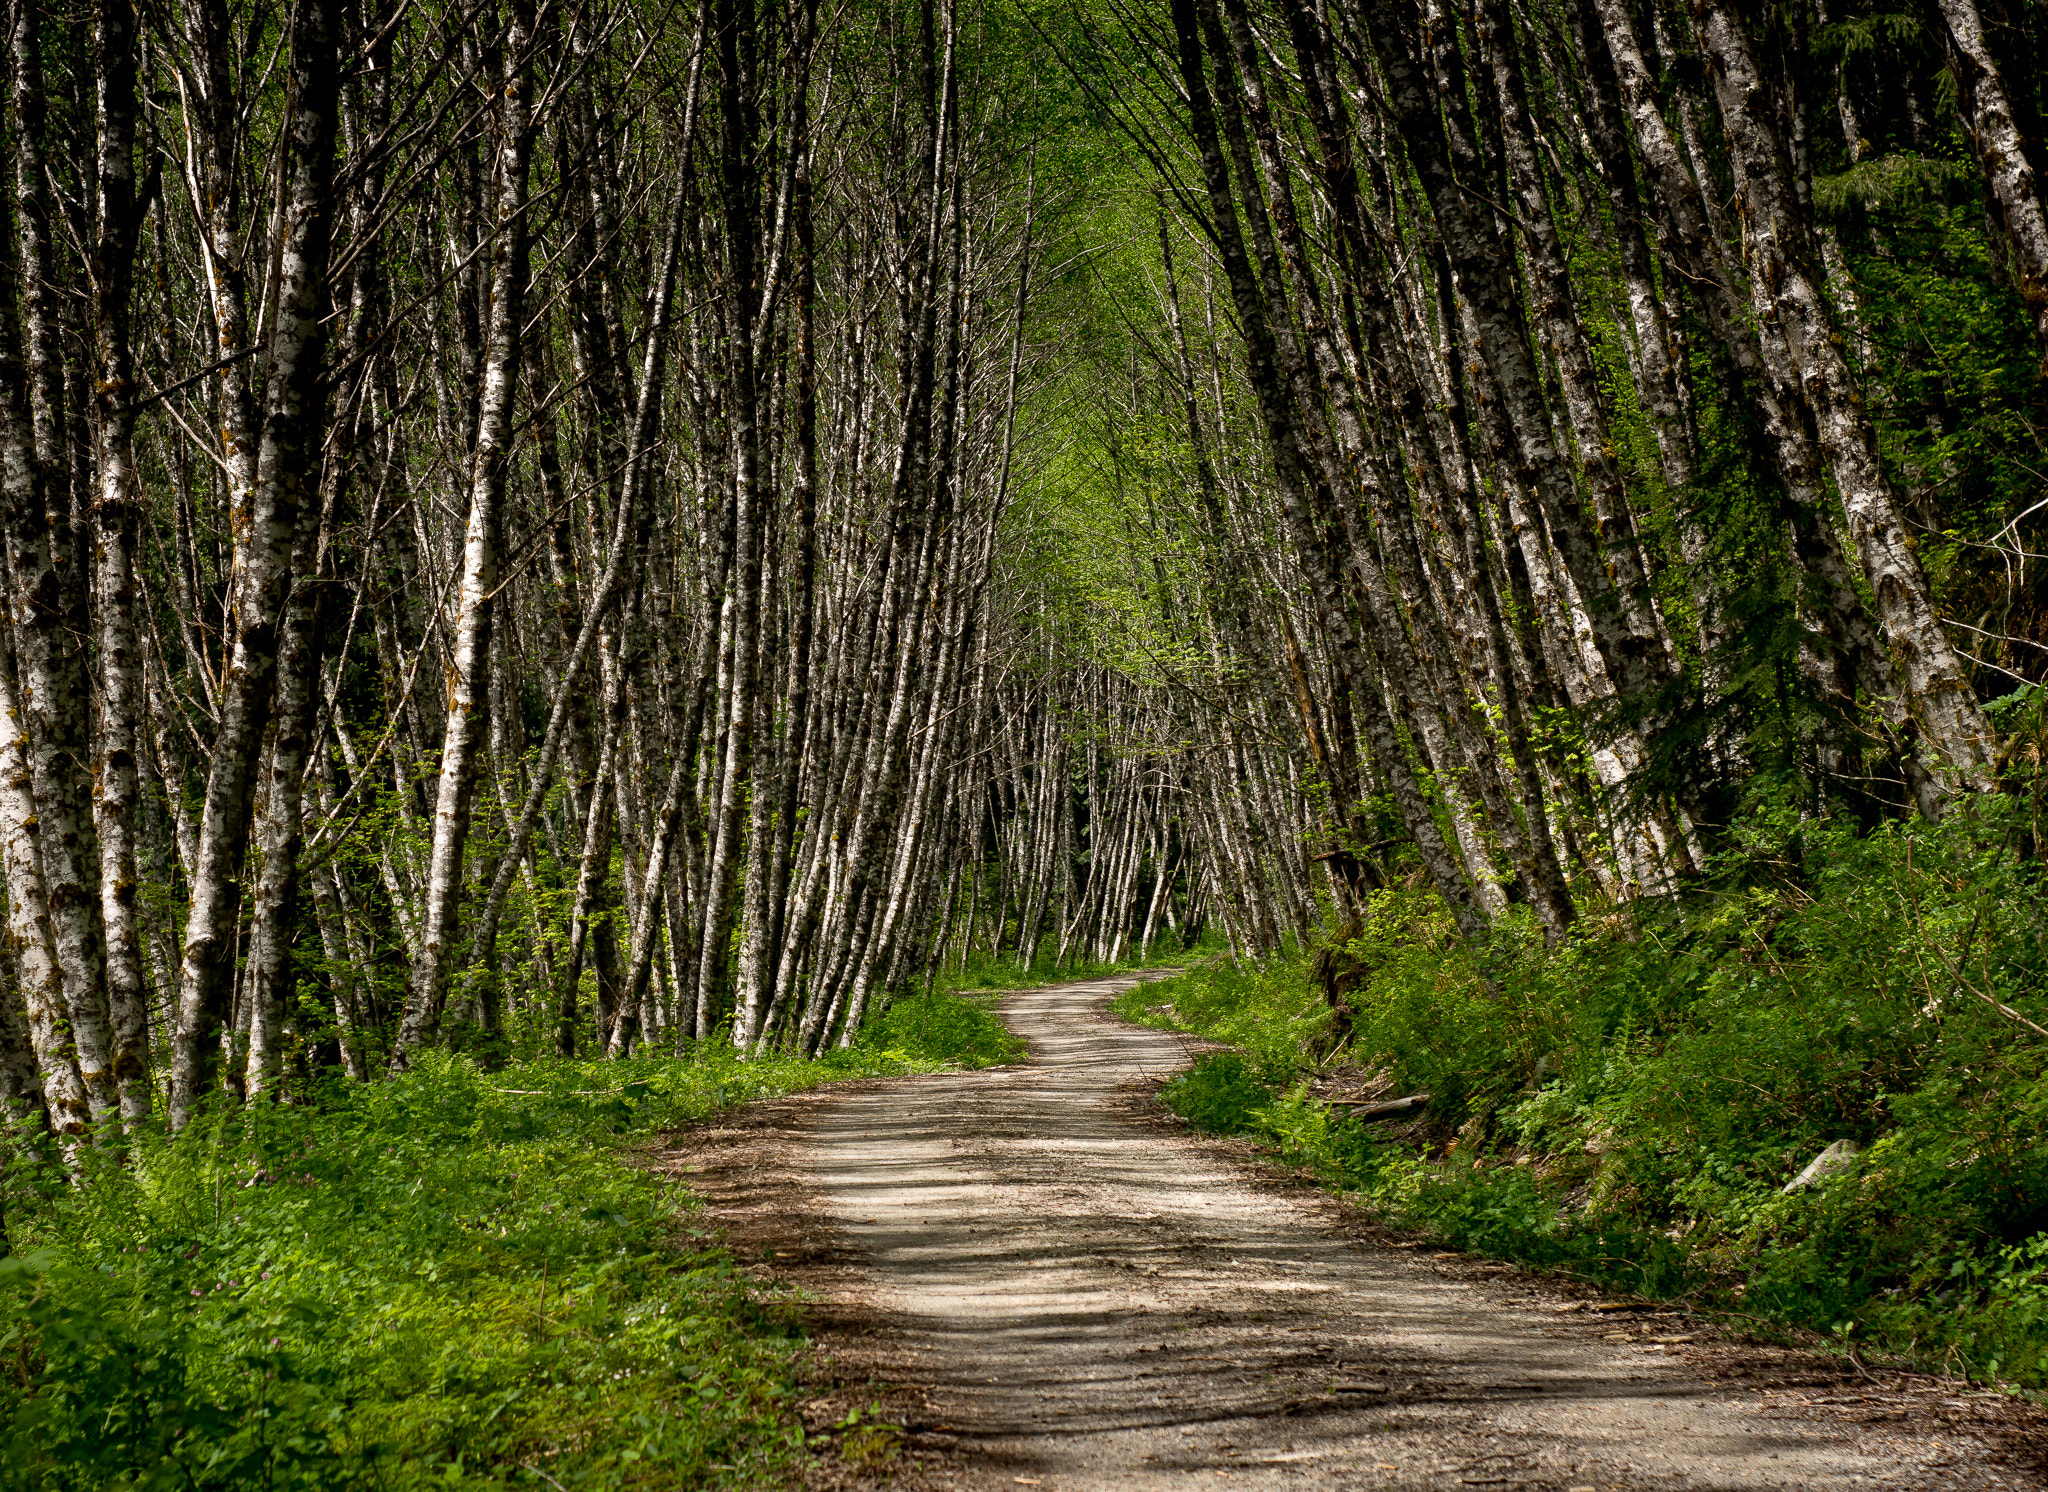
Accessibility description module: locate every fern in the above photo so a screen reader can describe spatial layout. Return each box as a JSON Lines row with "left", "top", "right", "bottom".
{"left": 1814, "top": 152, "right": 1974, "bottom": 218}
{"left": 1814, "top": 11, "right": 1927, "bottom": 61}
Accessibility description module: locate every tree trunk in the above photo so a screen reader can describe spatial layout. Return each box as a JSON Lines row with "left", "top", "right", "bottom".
{"left": 168, "top": 0, "right": 342, "bottom": 1130}
{"left": 1937, "top": 0, "right": 2048, "bottom": 369}
{"left": 245, "top": 499, "right": 327, "bottom": 1097}
{"left": 1694, "top": 3, "right": 1998, "bottom": 799}
{"left": 0, "top": 630, "right": 84, "bottom": 1143}
{"left": 9, "top": 0, "right": 117, "bottom": 1126}
{"left": 395, "top": 0, "right": 538, "bottom": 1062}
{"left": 89, "top": 0, "right": 153, "bottom": 1124}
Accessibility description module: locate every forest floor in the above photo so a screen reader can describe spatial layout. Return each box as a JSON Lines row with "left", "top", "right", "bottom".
{"left": 660, "top": 974, "right": 2048, "bottom": 1491}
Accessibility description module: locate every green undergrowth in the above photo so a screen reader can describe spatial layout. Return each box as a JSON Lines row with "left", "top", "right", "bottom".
{"left": 0, "top": 990, "right": 1021, "bottom": 1491}
{"left": 1114, "top": 796, "right": 2048, "bottom": 1388}
{"left": 867, "top": 984, "right": 1027, "bottom": 1066}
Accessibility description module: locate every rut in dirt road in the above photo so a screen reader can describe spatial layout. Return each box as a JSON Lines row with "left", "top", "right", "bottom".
{"left": 800, "top": 974, "right": 2022, "bottom": 1492}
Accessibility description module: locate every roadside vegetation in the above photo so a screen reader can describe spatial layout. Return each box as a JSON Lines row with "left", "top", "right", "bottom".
{"left": 1117, "top": 793, "right": 2048, "bottom": 1389}
{"left": 0, "top": 989, "right": 1021, "bottom": 1491}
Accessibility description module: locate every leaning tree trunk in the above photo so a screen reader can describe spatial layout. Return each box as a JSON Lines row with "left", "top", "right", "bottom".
{"left": 168, "top": 0, "right": 342, "bottom": 1130}
{"left": 1694, "top": 2, "right": 1998, "bottom": 800}
{"left": 1354, "top": 0, "right": 1677, "bottom": 716}
{"left": 1936, "top": 0, "right": 2048, "bottom": 370}
{"left": 1585, "top": 0, "right": 1941, "bottom": 814}
{"left": 1172, "top": 0, "right": 1486, "bottom": 937}
{"left": 1562, "top": 0, "right": 1694, "bottom": 494}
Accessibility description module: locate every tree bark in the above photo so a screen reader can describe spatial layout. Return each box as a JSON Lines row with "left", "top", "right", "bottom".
{"left": 0, "top": 629, "right": 84, "bottom": 1143}
{"left": 92, "top": 0, "right": 153, "bottom": 1122}
{"left": 10, "top": 0, "right": 116, "bottom": 1126}
{"left": 1936, "top": 0, "right": 2048, "bottom": 369}
{"left": 395, "top": 0, "right": 538, "bottom": 1063}
{"left": 169, "top": 0, "right": 342, "bottom": 1129}
{"left": 244, "top": 499, "right": 327, "bottom": 1097}
{"left": 1694, "top": 2, "right": 1998, "bottom": 798}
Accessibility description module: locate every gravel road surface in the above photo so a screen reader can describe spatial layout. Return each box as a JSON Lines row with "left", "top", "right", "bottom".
{"left": 669, "top": 973, "right": 2043, "bottom": 1491}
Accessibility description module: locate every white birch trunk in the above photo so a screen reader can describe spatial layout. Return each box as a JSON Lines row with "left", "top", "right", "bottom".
{"left": 394, "top": 0, "right": 537, "bottom": 1062}
{"left": 1695, "top": 4, "right": 1998, "bottom": 799}
{"left": 0, "top": 637, "right": 86, "bottom": 1142}
{"left": 1937, "top": 0, "right": 2048, "bottom": 367}
{"left": 168, "top": 0, "right": 341, "bottom": 1129}
{"left": 92, "top": 0, "right": 154, "bottom": 1121}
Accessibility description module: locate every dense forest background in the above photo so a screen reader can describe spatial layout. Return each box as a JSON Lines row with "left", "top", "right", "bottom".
{"left": 0, "top": 0, "right": 2044, "bottom": 1128}
{"left": 2, "top": 0, "right": 2048, "bottom": 1480}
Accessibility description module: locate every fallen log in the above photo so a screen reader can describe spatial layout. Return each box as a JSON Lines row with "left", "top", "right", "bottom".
{"left": 1326, "top": 1092, "right": 1429, "bottom": 1121}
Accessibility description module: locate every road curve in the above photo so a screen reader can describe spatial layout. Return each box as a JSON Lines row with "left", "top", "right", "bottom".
{"left": 786, "top": 974, "right": 2014, "bottom": 1490}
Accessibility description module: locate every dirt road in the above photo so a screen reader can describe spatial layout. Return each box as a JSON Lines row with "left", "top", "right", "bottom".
{"left": 673, "top": 974, "right": 2042, "bottom": 1491}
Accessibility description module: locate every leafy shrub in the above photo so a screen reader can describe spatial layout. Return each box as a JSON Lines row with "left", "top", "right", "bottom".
{"left": 1160, "top": 1054, "right": 1273, "bottom": 1133}
{"left": 864, "top": 990, "right": 1024, "bottom": 1067}
{"left": 1124, "top": 796, "right": 2048, "bottom": 1383}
